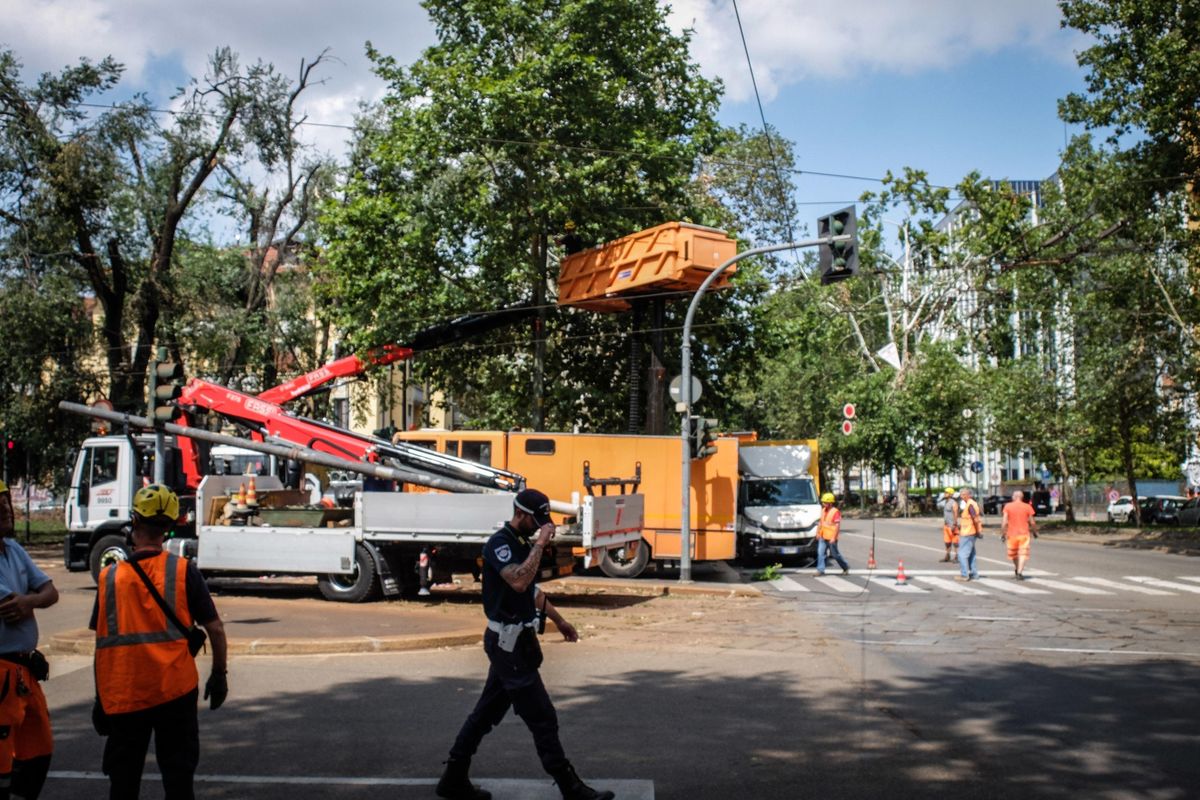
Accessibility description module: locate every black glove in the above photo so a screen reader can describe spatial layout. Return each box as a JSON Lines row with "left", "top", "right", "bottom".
{"left": 92, "top": 698, "right": 111, "bottom": 736}
{"left": 204, "top": 671, "right": 228, "bottom": 710}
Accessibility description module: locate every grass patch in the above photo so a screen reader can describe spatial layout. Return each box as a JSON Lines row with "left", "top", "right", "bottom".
{"left": 10, "top": 517, "right": 67, "bottom": 546}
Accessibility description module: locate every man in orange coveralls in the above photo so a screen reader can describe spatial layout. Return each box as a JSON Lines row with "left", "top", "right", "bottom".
{"left": 1001, "top": 490, "right": 1039, "bottom": 580}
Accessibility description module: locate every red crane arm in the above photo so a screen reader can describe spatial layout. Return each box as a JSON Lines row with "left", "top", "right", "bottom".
{"left": 256, "top": 344, "right": 414, "bottom": 405}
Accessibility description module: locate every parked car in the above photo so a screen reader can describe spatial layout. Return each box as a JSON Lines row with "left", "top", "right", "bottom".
{"left": 1106, "top": 495, "right": 1134, "bottom": 523}
{"left": 982, "top": 495, "right": 1012, "bottom": 514}
{"left": 1179, "top": 497, "right": 1200, "bottom": 527}
{"left": 1030, "top": 489, "right": 1053, "bottom": 516}
{"left": 1139, "top": 495, "right": 1186, "bottom": 525}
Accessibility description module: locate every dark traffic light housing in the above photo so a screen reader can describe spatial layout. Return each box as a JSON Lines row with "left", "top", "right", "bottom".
{"left": 689, "top": 417, "right": 719, "bottom": 460}
{"left": 817, "top": 206, "right": 858, "bottom": 285}
{"left": 148, "top": 347, "right": 185, "bottom": 423}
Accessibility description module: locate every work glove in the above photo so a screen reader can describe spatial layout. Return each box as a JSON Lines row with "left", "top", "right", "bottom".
{"left": 204, "top": 671, "right": 228, "bottom": 710}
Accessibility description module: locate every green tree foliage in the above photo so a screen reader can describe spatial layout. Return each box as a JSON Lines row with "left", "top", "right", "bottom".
{"left": 0, "top": 47, "right": 331, "bottom": 416}
{"left": 318, "top": 0, "right": 728, "bottom": 432}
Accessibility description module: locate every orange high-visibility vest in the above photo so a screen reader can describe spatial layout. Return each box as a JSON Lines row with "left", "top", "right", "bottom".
{"left": 958, "top": 498, "right": 982, "bottom": 536}
{"left": 818, "top": 507, "right": 840, "bottom": 541}
{"left": 95, "top": 552, "right": 198, "bottom": 714}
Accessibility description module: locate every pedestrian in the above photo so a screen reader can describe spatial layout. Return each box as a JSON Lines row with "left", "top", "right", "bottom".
{"left": 1001, "top": 490, "right": 1039, "bottom": 580}
{"left": 90, "top": 484, "right": 228, "bottom": 800}
{"left": 955, "top": 487, "right": 984, "bottom": 582}
{"left": 813, "top": 492, "right": 849, "bottom": 576}
{"left": 0, "top": 478, "right": 58, "bottom": 800}
{"left": 437, "top": 488, "right": 612, "bottom": 800}
{"left": 940, "top": 487, "right": 960, "bottom": 563}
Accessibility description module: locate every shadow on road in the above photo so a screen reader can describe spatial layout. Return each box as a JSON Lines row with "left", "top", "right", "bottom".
{"left": 44, "top": 655, "right": 1200, "bottom": 799}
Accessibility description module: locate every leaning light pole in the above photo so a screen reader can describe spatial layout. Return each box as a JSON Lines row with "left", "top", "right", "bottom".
{"left": 678, "top": 208, "right": 858, "bottom": 582}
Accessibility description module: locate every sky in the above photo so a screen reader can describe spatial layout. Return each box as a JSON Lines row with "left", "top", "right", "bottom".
{"left": 2, "top": 0, "right": 1093, "bottom": 249}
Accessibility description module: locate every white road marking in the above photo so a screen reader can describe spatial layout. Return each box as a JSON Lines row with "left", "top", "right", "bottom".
{"left": 867, "top": 578, "right": 929, "bottom": 593}
{"left": 958, "top": 615, "right": 1035, "bottom": 622}
{"left": 814, "top": 575, "right": 865, "bottom": 593}
{"left": 1020, "top": 577, "right": 1112, "bottom": 595}
{"left": 47, "top": 772, "right": 654, "bottom": 798}
{"left": 1177, "top": 576, "right": 1200, "bottom": 584}
{"left": 918, "top": 576, "right": 990, "bottom": 595}
{"left": 972, "top": 578, "right": 1051, "bottom": 596}
{"left": 1074, "top": 577, "right": 1174, "bottom": 596}
{"left": 768, "top": 576, "right": 809, "bottom": 593}
{"left": 839, "top": 530, "right": 1012, "bottom": 566}
{"left": 1023, "top": 647, "right": 1200, "bottom": 660}
{"left": 1126, "top": 577, "right": 1200, "bottom": 594}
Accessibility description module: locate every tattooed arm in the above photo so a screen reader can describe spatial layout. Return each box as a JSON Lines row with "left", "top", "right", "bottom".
{"left": 500, "top": 523, "right": 555, "bottom": 593}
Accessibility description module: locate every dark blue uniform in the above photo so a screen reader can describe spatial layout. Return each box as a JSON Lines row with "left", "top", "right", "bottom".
{"left": 449, "top": 523, "right": 568, "bottom": 774}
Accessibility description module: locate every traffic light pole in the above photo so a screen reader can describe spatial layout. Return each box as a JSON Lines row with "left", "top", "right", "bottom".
{"left": 679, "top": 235, "right": 849, "bottom": 582}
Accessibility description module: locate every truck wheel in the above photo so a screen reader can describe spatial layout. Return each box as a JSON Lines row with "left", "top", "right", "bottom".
{"left": 90, "top": 533, "right": 130, "bottom": 583}
{"left": 317, "top": 543, "right": 381, "bottom": 603}
{"left": 599, "top": 539, "right": 650, "bottom": 579}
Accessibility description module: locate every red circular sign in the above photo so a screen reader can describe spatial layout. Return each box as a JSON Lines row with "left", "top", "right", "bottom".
{"left": 843, "top": 403, "right": 855, "bottom": 419}
{"left": 841, "top": 420, "right": 854, "bottom": 435}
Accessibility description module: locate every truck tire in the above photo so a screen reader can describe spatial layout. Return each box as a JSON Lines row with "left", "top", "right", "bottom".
{"left": 317, "top": 542, "right": 382, "bottom": 603}
{"left": 90, "top": 533, "right": 131, "bottom": 583}
{"left": 599, "top": 539, "right": 650, "bottom": 579}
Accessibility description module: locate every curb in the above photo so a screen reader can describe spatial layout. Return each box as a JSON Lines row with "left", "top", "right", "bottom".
{"left": 546, "top": 577, "right": 762, "bottom": 599}
{"left": 45, "top": 628, "right": 484, "bottom": 657}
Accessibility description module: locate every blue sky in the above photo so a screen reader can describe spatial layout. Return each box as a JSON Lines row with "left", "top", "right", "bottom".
{"left": 2, "top": 0, "right": 1092, "bottom": 248}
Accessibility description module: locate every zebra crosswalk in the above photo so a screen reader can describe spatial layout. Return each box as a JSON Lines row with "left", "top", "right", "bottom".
{"left": 760, "top": 568, "right": 1200, "bottom": 599}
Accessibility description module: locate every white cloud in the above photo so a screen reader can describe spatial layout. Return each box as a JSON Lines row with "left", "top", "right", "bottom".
{"left": 665, "top": 0, "right": 1077, "bottom": 102}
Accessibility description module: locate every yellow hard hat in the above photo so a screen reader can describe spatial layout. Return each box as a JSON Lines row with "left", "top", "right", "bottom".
{"left": 821, "top": 492, "right": 835, "bottom": 504}
{"left": 943, "top": 487, "right": 954, "bottom": 496}
{"left": 564, "top": 220, "right": 577, "bottom": 231}
{"left": 132, "top": 483, "right": 180, "bottom": 528}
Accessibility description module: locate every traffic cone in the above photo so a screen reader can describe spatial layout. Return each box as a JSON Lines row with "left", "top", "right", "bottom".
{"left": 246, "top": 476, "right": 258, "bottom": 506}
{"left": 236, "top": 482, "right": 247, "bottom": 510}
{"left": 895, "top": 559, "right": 908, "bottom": 585}
{"left": 867, "top": 547, "right": 877, "bottom": 570}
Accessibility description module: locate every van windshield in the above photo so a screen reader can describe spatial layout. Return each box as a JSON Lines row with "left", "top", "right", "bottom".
{"left": 744, "top": 478, "right": 816, "bottom": 507}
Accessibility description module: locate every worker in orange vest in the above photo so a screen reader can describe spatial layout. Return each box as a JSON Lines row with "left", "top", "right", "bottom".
{"left": 955, "top": 487, "right": 984, "bottom": 581}
{"left": 813, "top": 492, "right": 849, "bottom": 576}
{"left": 0, "top": 478, "right": 59, "bottom": 800}
{"left": 90, "top": 484, "right": 228, "bottom": 799}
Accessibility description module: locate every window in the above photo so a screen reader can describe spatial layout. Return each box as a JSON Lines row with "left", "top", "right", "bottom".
{"left": 524, "top": 439, "right": 556, "bottom": 456}
{"left": 446, "top": 440, "right": 459, "bottom": 457}
{"left": 461, "top": 441, "right": 492, "bottom": 466}
{"left": 407, "top": 440, "right": 437, "bottom": 450}
{"left": 89, "top": 446, "right": 120, "bottom": 486}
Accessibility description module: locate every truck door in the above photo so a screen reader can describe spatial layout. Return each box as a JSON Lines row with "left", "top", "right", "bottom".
{"left": 72, "top": 443, "right": 124, "bottom": 530}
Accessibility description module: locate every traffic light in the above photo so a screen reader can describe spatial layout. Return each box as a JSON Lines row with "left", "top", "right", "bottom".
{"left": 817, "top": 206, "right": 858, "bottom": 285}
{"left": 689, "top": 417, "right": 719, "bottom": 460}
{"left": 148, "top": 348, "right": 185, "bottom": 423}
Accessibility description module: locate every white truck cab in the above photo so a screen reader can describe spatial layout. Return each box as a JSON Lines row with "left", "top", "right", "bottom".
{"left": 736, "top": 442, "right": 822, "bottom": 562}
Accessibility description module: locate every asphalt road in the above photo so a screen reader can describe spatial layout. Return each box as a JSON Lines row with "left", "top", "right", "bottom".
{"left": 26, "top": 519, "right": 1200, "bottom": 799}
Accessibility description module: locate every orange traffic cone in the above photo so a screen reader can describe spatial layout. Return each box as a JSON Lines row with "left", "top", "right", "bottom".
{"left": 235, "top": 482, "right": 247, "bottom": 510}
{"left": 867, "top": 547, "right": 877, "bottom": 570}
{"left": 895, "top": 559, "right": 908, "bottom": 585}
{"left": 246, "top": 476, "right": 258, "bottom": 506}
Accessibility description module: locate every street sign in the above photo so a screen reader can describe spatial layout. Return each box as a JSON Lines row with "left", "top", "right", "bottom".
{"left": 1107, "top": 489, "right": 1119, "bottom": 503}
{"left": 842, "top": 403, "right": 855, "bottom": 419}
{"left": 970, "top": 461, "right": 984, "bottom": 474}
{"left": 669, "top": 375, "right": 702, "bottom": 405}
{"left": 841, "top": 420, "right": 853, "bottom": 436}
{"left": 1040, "top": 468, "right": 1052, "bottom": 481}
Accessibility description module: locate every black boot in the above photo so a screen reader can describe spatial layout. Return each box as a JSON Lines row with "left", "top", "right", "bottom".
{"left": 551, "top": 764, "right": 615, "bottom": 800}
{"left": 436, "top": 757, "right": 491, "bottom": 800}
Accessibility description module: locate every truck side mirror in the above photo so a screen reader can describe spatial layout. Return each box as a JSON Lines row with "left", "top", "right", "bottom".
{"left": 77, "top": 483, "right": 89, "bottom": 505}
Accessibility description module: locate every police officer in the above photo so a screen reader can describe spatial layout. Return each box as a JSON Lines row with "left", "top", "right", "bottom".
{"left": 90, "top": 484, "right": 228, "bottom": 799}
{"left": 0, "top": 479, "right": 58, "bottom": 800}
{"left": 437, "top": 488, "right": 613, "bottom": 800}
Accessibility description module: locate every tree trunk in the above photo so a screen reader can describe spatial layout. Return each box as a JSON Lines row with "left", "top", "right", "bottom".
{"left": 645, "top": 298, "right": 667, "bottom": 436}
{"left": 1057, "top": 446, "right": 1075, "bottom": 524}
{"left": 531, "top": 231, "right": 547, "bottom": 431}
{"left": 896, "top": 466, "right": 911, "bottom": 515}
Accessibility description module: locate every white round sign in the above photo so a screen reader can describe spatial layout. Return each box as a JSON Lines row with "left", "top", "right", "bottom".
{"left": 669, "top": 375, "right": 703, "bottom": 405}
{"left": 843, "top": 403, "right": 855, "bottom": 420}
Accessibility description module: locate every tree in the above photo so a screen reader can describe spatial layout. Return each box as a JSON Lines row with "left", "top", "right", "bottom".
{"left": 318, "top": 0, "right": 724, "bottom": 432}
{"left": 0, "top": 47, "right": 331, "bottom": 411}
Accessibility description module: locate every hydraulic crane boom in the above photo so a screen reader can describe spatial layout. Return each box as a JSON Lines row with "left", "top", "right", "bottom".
{"left": 257, "top": 304, "right": 536, "bottom": 405}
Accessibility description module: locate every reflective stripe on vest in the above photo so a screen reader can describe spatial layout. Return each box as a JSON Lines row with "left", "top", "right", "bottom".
{"left": 959, "top": 499, "right": 982, "bottom": 535}
{"left": 95, "top": 552, "right": 198, "bottom": 714}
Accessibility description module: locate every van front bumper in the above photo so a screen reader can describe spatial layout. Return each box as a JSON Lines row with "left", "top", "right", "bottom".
{"left": 740, "top": 533, "right": 818, "bottom": 560}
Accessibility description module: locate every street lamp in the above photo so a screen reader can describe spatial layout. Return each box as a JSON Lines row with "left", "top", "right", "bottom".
{"left": 679, "top": 229, "right": 853, "bottom": 581}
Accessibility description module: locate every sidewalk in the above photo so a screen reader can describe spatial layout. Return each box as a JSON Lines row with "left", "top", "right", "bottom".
{"left": 40, "top": 563, "right": 760, "bottom": 657}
